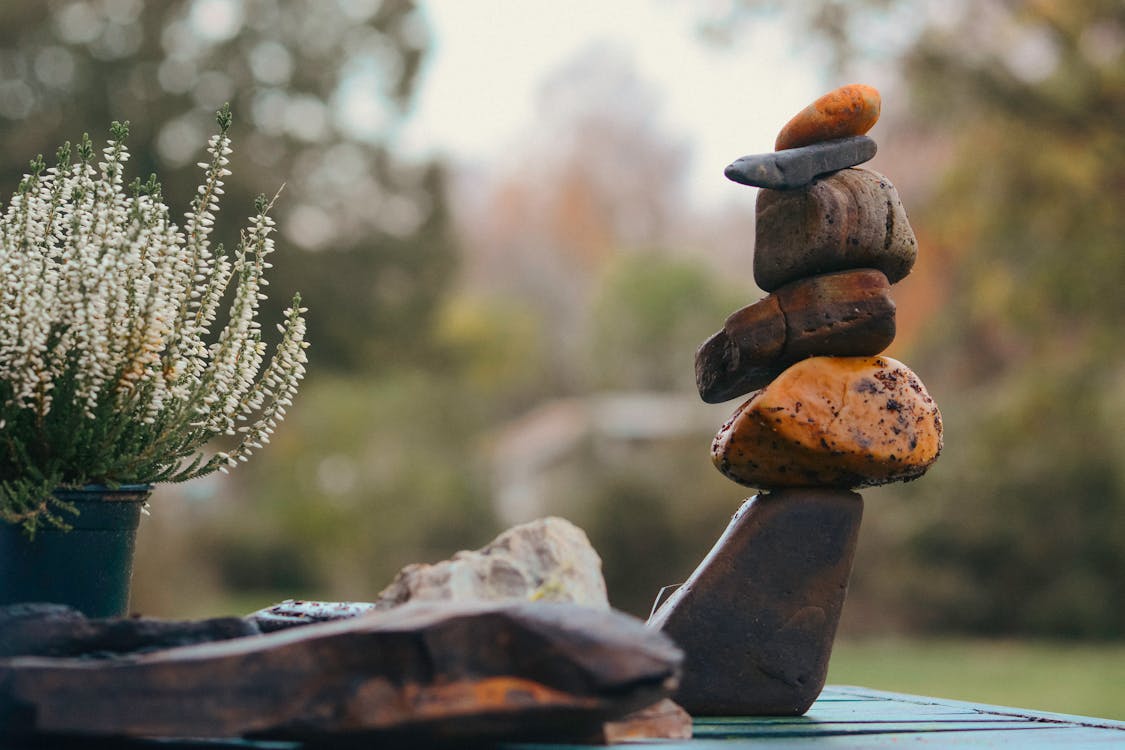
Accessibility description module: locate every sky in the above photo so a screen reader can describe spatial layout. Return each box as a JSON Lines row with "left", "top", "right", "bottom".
{"left": 399, "top": 1, "right": 832, "bottom": 209}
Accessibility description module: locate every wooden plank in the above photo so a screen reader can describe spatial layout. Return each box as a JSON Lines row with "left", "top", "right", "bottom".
{"left": 697, "top": 716, "right": 1024, "bottom": 729}
{"left": 698, "top": 714, "right": 1004, "bottom": 729}
{"left": 580, "top": 727, "right": 1125, "bottom": 748}
{"left": 506, "top": 684, "right": 1125, "bottom": 749}
{"left": 512, "top": 726, "right": 1121, "bottom": 749}
{"left": 830, "top": 685, "right": 1125, "bottom": 729}
{"left": 695, "top": 720, "right": 1056, "bottom": 737}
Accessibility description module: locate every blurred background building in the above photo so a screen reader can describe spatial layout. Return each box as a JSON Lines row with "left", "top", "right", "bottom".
{"left": 1, "top": 0, "right": 1122, "bottom": 655}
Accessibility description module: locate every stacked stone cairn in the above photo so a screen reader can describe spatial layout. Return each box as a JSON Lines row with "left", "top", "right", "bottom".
{"left": 649, "top": 85, "right": 943, "bottom": 716}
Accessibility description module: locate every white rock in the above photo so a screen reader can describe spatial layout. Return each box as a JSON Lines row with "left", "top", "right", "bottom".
{"left": 374, "top": 517, "right": 609, "bottom": 609}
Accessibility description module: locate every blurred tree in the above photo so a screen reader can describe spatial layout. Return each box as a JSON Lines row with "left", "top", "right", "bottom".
{"left": 719, "top": 0, "right": 1125, "bottom": 637}
{"left": 451, "top": 43, "right": 695, "bottom": 393}
{"left": 432, "top": 292, "right": 549, "bottom": 411}
{"left": 889, "top": 0, "right": 1125, "bottom": 639}
{"left": 0, "top": 0, "right": 456, "bottom": 372}
{"left": 201, "top": 372, "right": 499, "bottom": 604}
{"left": 0, "top": 0, "right": 476, "bottom": 614}
{"left": 585, "top": 253, "right": 747, "bottom": 392}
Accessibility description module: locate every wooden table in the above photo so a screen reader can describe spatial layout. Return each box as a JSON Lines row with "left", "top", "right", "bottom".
{"left": 511, "top": 685, "right": 1125, "bottom": 749}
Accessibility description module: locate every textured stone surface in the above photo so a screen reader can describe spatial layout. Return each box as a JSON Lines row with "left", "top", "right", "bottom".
{"left": 775, "top": 84, "right": 881, "bottom": 151}
{"left": 696, "top": 269, "right": 896, "bottom": 403}
{"left": 649, "top": 490, "right": 863, "bottom": 716}
{"left": 0, "top": 603, "right": 259, "bottom": 659}
{"left": 247, "top": 600, "right": 377, "bottom": 632}
{"left": 712, "top": 356, "right": 943, "bottom": 489}
{"left": 754, "top": 167, "right": 917, "bottom": 292}
{"left": 597, "top": 698, "right": 693, "bottom": 743}
{"left": 375, "top": 516, "right": 609, "bottom": 610}
{"left": 0, "top": 601, "right": 681, "bottom": 743}
{"left": 725, "top": 136, "right": 877, "bottom": 190}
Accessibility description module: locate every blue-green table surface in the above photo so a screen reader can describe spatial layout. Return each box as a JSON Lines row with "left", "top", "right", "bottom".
{"left": 510, "top": 685, "right": 1125, "bottom": 749}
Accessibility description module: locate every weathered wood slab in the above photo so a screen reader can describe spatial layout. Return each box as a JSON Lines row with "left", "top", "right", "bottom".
{"left": 0, "top": 603, "right": 259, "bottom": 659}
{"left": 648, "top": 490, "right": 862, "bottom": 716}
{"left": 0, "top": 601, "right": 681, "bottom": 744}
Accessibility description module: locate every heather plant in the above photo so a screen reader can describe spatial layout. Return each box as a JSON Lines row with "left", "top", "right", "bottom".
{"left": 0, "top": 106, "right": 308, "bottom": 535}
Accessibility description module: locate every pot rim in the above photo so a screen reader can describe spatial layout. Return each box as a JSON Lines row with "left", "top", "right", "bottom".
{"left": 52, "top": 484, "right": 154, "bottom": 502}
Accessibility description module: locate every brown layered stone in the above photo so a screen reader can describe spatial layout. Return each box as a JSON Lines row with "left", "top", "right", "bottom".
{"left": 696, "top": 269, "right": 896, "bottom": 403}
{"left": 712, "top": 356, "right": 942, "bottom": 489}
{"left": 754, "top": 167, "right": 917, "bottom": 292}
{"left": 648, "top": 489, "right": 863, "bottom": 716}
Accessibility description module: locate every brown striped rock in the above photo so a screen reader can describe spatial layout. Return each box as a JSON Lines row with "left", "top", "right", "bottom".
{"left": 775, "top": 84, "right": 881, "bottom": 151}
{"left": 712, "top": 356, "right": 942, "bottom": 489}
{"left": 754, "top": 167, "right": 917, "bottom": 292}
{"left": 696, "top": 269, "right": 895, "bottom": 403}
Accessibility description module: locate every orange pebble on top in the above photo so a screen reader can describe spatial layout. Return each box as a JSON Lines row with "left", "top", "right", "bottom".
{"left": 775, "top": 84, "right": 881, "bottom": 151}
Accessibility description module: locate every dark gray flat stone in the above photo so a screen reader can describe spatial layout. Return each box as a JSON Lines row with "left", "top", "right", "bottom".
{"left": 724, "top": 136, "right": 877, "bottom": 190}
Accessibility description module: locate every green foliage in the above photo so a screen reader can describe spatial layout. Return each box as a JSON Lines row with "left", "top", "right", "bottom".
{"left": 198, "top": 372, "right": 499, "bottom": 600}
{"left": 574, "top": 439, "right": 743, "bottom": 617}
{"left": 433, "top": 293, "right": 547, "bottom": 403}
{"left": 888, "top": 1, "right": 1125, "bottom": 638}
{"left": 882, "top": 359, "right": 1125, "bottom": 638}
{"left": 586, "top": 253, "right": 748, "bottom": 391}
{"left": 273, "top": 163, "right": 459, "bottom": 373}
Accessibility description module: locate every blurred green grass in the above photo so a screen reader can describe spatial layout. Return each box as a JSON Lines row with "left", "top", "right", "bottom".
{"left": 828, "top": 638, "right": 1125, "bottom": 721}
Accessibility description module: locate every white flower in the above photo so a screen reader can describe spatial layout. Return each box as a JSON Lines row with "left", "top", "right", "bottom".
{"left": 0, "top": 107, "right": 308, "bottom": 533}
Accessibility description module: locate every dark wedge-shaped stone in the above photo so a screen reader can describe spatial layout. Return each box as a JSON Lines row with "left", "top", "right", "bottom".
{"left": 724, "top": 136, "right": 877, "bottom": 190}
{"left": 695, "top": 269, "right": 896, "bottom": 403}
{"left": 649, "top": 489, "right": 863, "bottom": 716}
{"left": 754, "top": 167, "right": 917, "bottom": 292}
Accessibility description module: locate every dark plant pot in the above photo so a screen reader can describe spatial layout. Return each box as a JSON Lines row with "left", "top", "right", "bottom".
{"left": 0, "top": 485, "right": 152, "bottom": 618}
